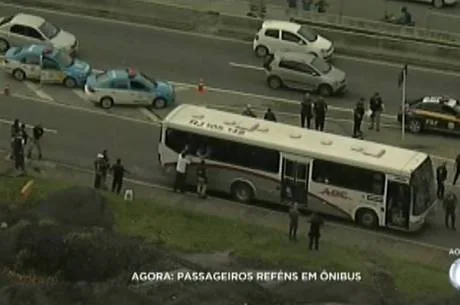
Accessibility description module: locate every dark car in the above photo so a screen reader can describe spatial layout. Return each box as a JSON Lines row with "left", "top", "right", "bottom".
{"left": 397, "top": 96, "right": 460, "bottom": 134}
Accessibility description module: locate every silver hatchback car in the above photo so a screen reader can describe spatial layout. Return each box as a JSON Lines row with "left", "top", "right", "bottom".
{"left": 263, "top": 52, "right": 347, "bottom": 96}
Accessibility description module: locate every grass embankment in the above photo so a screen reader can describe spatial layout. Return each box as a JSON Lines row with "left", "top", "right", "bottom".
{"left": 0, "top": 177, "right": 452, "bottom": 300}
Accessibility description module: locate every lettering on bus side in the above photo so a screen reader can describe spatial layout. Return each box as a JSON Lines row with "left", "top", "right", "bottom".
{"left": 365, "top": 194, "right": 383, "bottom": 203}
{"left": 189, "top": 119, "right": 246, "bottom": 135}
{"left": 319, "top": 188, "right": 350, "bottom": 200}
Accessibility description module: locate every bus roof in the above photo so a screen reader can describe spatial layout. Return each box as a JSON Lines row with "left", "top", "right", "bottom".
{"left": 163, "top": 104, "right": 428, "bottom": 176}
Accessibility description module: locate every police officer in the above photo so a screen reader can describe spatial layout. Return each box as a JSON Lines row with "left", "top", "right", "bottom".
{"left": 353, "top": 98, "right": 365, "bottom": 138}
{"left": 453, "top": 153, "right": 460, "bottom": 185}
{"left": 9, "top": 119, "right": 20, "bottom": 160}
{"left": 12, "top": 133, "right": 25, "bottom": 173}
{"left": 369, "top": 92, "right": 384, "bottom": 131}
{"left": 436, "top": 162, "right": 447, "bottom": 199}
{"left": 27, "top": 124, "right": 44, "bottom": 160}
{"left": 444, "top": 192, "right": 457, "bottom": 230}
{"left": 300, "top": 93, "right": 313, "bottom": 128}
{"left": 288, "top": 202, "right": 299, "bottom": 241}
{"left": 111, "top": 158, "right": 128, "bottom": 195}
{"left": 263, "top": 108, "right": 277, "bottom": 122}
{"left": 308, "top": 212, "right": 324, "bottom": 250}
{"left": 100, "top": 149, "right": 110, "bottom": 190}
{"left": 313, "top": 97, "right": 327, "bottom": 131}
{"left": 196, "top": 159, "right": 207, "bottom": 198}
{"left": 242, "top": 104, "right": 257, "bottom": 117}
{"left": 94, "top": 154, "right": 104, "bottom": 189}
{"left": 20, "top": 123, "right": 28, "bottom": 152}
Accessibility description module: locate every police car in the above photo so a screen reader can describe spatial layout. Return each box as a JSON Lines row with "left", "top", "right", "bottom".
{"left": 2, "top": 44, "right": 91, "bottom": 88}
{"left": 397, "top": 96, "right": 460, "bottom": 134}
{"left": 84, "top": 68, "right": 175, "bottom": 109}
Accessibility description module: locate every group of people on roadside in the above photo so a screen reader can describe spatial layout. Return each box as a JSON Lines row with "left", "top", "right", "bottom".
{"left": 9, "top": 119, "right": 44, "bottom": 173}
{"left": 174, "top": 146, "right": 208, "bottom": 199}
{"left": 93, "top": 149, "right": 129, "bottom": 195}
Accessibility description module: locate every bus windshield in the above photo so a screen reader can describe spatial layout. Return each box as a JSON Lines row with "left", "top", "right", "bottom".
{"left": 411, "top": 157, "right": 436, "bottom": 216}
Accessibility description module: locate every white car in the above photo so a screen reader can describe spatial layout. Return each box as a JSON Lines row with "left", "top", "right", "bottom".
{"left": 0, "top": 13, "right": 78, "bottom": 55}
{"left": 253, "top": 20, "right": 334, "bottom": 60}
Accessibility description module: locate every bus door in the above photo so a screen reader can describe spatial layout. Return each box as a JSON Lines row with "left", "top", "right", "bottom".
{"left": 281, "top": 156, "right": 310, "bottom": 205}
{"left": 385, "top": 178, "right": 410, "bottom": 229}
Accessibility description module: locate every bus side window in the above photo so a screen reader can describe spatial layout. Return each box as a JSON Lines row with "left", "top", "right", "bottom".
{"left": 165, "top": 128, "right": 198, "bottom": 153}
{"left": 311, "top": 159, "right": 384, "bottom": 194}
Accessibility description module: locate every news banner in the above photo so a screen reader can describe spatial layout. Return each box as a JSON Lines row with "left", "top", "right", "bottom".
{"left": 130, "top": 271, "right": 362, "bottom": 283}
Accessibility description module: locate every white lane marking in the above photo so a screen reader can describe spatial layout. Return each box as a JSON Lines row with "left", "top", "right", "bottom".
{"left": 17, "top": 158, "right": 450, "bottom": 252}
{"left": 138, "top": 108, "right": 160, "bottom": 122}
{"left": 229, "top": 62, "right": 264, "bottom": 71}
{"left": 0, "top": 117, "right": 58, "bottom": 134}
{"left": 24, "top": 81, "right": 54, "bottom": 101}
{"left": 92, "top": 68, "right": 104, "bottom": 74}
{"left": 168, "top": 80, "right": 396, "bottom": 119}
{"left": 9, "top": 91, "right": 161, "bottom": 127}
{"left": 71, "top": 89, "right": 89, "bottom": 101}
{"left": 2, "top": 2, "right": 460, "bottom": 78}
{"left": 207, "top": 104, "right": 399, "bottom": 127}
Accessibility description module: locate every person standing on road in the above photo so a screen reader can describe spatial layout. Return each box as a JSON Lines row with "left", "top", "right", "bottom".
{"left": 453, "top": 153, "right": 460, "bottom": 185}
{"left": 263, "top": 108, "right": 277, "bottom": 122}
{"left": 301, "top": 93, "right": 314, "bottom": 128}
{"left": 27, "top": 124, "right": 44, "bottom": 160}
{"left": 12, "top": 133, "right": 25, "bottom": 173}
{"left": 308, "top": 212, "right": 324, "bottom": 250}
{"left": 242, "top": 104, "right": 257, "bottom": 117}
{"left": 94, "top": 154, "right": 104, "bottom": 189}
{"left": 9, "top": 119, "right": 20, "bottom": 160}
{"left": 353, "top": 98, "right": 365, "bottom": 138}
{"left": 174, "top": 148, "right": 191, "bottom": 193}
{"left": 100, "top": 149, "right": 110, "bottom": 190}
{"left": 444, "top": 191, "right": 457, "bottom": 230}
{"left": 20, "top": 123, "right": 29, "bottom": 154}
{"left": 247, "top": 0, "right": 266, "bottom": 18}
{"left": 111, "top": 158, "right": 129, "bottom": 195}
{"left": 436, "top": 162, "right": 448, "bottom": 199}
{"left": 369, "top": 92, "right": 384, "bottom": 131}
{"left": 314, "top": 97, "right": 327, "bottom": 131}
{"left": 196, "top": 159, "right": 208, "bottom": 199}
{"left": 286, "top": 0, "right": 298, "bottom": 17}
{"left": 288, "top": 202, "right": 299, "bottom": 241}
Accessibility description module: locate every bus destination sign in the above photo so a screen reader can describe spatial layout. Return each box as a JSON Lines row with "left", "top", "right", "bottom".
{"left": 189, "top": 119, "right": 246, "bottom": 135}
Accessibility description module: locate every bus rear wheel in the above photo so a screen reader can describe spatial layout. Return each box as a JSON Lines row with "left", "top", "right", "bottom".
{"left": 356, "top": 208, "right": 378, "bottom": 229}
{"left": 231, "top": 181, "right": 254, "bottom": 203}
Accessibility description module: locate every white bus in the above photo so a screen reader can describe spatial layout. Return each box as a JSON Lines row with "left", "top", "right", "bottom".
{"left": 158, "top": 104, "right": 437, "bottom": 231}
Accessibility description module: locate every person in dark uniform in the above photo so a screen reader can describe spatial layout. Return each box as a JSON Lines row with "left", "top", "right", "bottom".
{"left": 196, "top": 159, "right": 208, "bottom": 198}
{"left": 308, "top": 213, "right": 324, "bottom": 250}
{"left": 436, "top": 162, "right": 447, "bottom": 199}
{"left": 12, "top": 134, "right": 25, "bottom": 172}
{"left": 313, "top": 97, "right": 327, "bottom": 131}
{"left": 111, "top": 158, "right": 129, "bottom": 195}
{"left": 20, "top": 123, "right": 28, "bottom": 153}
{"left": 94, "top": 154, "right": 104, "bottom": 189}
{"left": 288, "top": 202, "right": 299, "bottom": 241}
{"left": 9, "top": 119, "right": 20, "bottom": 160}
{"left": 444, "top": 192, "right": 457, "bottom": 230}
{"left": 300, "top": 93, "right": 314, "bottom": 128}
{"left": 369, "top": 92, "right": 384, "bottom": 131}
{"left": 453, "top": 153, "right": 460, "bottom": 185}
{"left": 353, "top": 98, "right": 365, "bottom": 138}
{"left": 27, "top": 124, "right": 44, "bottom": 160}
{"left": 263, "top": 108, "right": 277, "bottom": 122}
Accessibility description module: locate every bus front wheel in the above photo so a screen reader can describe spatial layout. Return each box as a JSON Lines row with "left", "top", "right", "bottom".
{"left": 356, "top": 208, "right": 378, "bottom": 229}
{"left": 231, "top": 181, "right": 254, "bottom": 203}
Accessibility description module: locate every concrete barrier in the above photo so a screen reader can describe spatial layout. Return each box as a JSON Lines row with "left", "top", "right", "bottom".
{"left": 291, "top": 12, "right": 460, "bottom": 47}
{"left": 8, "top": 0, "right": 460, "bottom": 71}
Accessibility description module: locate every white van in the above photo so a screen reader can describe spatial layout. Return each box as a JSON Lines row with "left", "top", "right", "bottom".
{"left": 252, "top": 20, "right": 334, "bottom": 60}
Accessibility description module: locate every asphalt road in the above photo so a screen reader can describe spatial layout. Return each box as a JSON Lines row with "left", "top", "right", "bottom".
{"left": 1, "top": 91, "right": 459, "bottom": 248}
{"left": 1, "top": 4, "right": 460, "bottom": 115}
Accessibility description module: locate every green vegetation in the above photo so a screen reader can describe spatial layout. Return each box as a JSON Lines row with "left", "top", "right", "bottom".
{"left": 0, "top": 177, "right": 452, "bottom": 300}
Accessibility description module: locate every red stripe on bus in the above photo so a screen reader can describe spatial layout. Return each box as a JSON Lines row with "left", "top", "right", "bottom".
{"left": 162, "top": 162, "right": 280, "bottom": 183}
